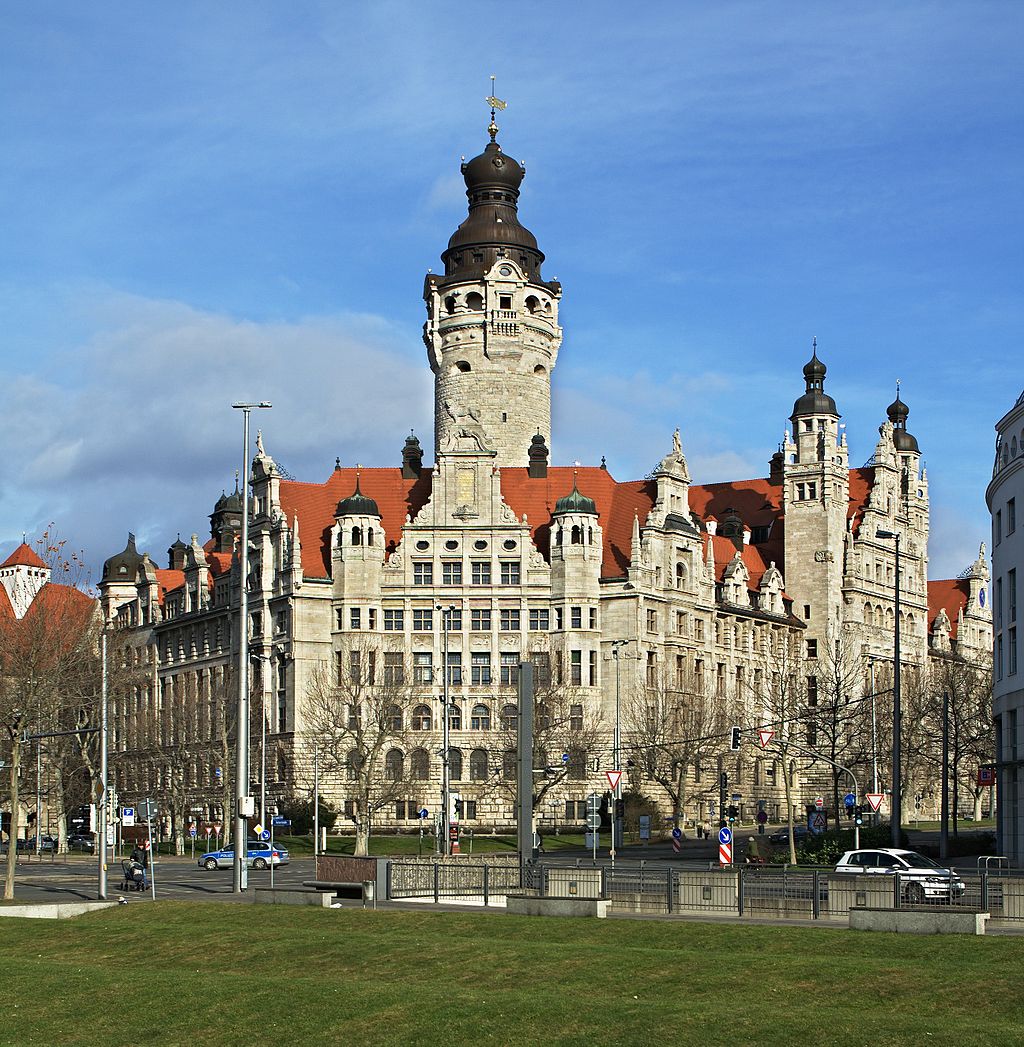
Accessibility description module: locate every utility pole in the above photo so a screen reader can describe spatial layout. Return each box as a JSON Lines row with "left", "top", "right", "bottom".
{"left": 940, "top": 690, "right": 950, "bottom": 862}
{"left": 438, "top": 604, "right": 455, "bottom": 856}
{"left": 517, "top": 660, "right": 535, "bottom": 867}
{"left": 611, "top": 640, "right": 627, "bottom": 856}
{"left": 232, "top": 400, "right": 271, "bottom": 894}
{"left": 98, "top": 629, "right": 108, "bottom": 899}
{"left": 877, "top": 529, "right": 902, "bottom": 845}
{"left": 313, "top": 739, "right": 320, "bottom": 857}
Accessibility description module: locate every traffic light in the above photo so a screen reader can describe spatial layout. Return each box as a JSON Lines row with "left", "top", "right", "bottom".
{"left": 730, "top": 726, "right": 741, "bottom": 751}
{"left": 727, "top": 805, "right": 738, "bottom": 823}
{"left": 854, "top": 805, "right": 863, "bottom": 826}
{"left": 448, "top": 792, "right": 463, "bottom": 822}
{"left": 615, "top": 799, "right": 625, "bottom": 820}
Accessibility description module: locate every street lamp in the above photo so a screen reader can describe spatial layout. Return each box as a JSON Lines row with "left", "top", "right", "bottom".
{"left": 231, "top": 401, "right": 271, "bottom": 894}
{"left": 876, "top": 528, "right": 902, "bottom": 847}
{"left": 611, "top": 639, "right": 628, "bottom": 858}
{"left": 436, "top": 603, "right": 456, "bottom": 857}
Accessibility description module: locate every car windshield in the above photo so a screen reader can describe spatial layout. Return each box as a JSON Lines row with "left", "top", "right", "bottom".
{"left": 899, "top": 853, "right": 941, "bottom": 869}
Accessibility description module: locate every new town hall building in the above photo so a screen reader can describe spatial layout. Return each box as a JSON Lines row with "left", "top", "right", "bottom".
{"left": 99, "top": 118, "right": 992, "bottom": 836}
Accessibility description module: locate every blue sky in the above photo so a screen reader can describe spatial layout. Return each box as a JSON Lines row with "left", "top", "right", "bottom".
{"left": 1, "top": 2, "right": 1020, "bottom": 580}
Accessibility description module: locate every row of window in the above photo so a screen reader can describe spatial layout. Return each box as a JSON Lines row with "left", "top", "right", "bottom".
{"left": 996, "top": 569, "right": 1018, "bottom": 681}
{"left": 341, "top": 606, "right": 597, "bottom": 632}
{"left": 994, "top": 498, "right": 1017, "bottom": 545}
{"left": 348, "top": 702, "right": 586, "bottom": 733}
{"left": 410, "top": 561, "right": 521, "bottom": 586}
{"left": 340, "top": 650, "right": 599, "bottom": 688}
{"left": 353, "top": 746, "right": 589, "bottom": 783}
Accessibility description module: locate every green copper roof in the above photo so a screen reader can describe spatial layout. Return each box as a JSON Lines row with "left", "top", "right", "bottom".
{"left": 554, "top": 478, "right": 597, "bottom": 516}
{"left": 336, "top": 476, "right": 380, "bottom": 518}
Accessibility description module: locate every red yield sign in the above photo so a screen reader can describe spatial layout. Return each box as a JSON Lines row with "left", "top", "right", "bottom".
{"left": 606, "top": 770, "right": 622, "bottom": 792}
{"left": 757, "top": 729, "right": 775, "bottom": 748}
{"left": 865, "top": 793, "right": 885, "bottom": 813}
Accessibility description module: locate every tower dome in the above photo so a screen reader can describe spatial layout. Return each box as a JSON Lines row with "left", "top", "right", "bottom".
{"left": 554, "top": 478, "right": 597, "bottom": 516}
{"left": 887, "top": 392, "right": 919, "bottom": 453}
{"left": 791, "top": 340, "right": 839, "bottom": 419}
{"left": 336, "top": 476, "right": 381, "bottom": 518}
{"left": 102, "top": 533, "right": 143, "bottom": 582}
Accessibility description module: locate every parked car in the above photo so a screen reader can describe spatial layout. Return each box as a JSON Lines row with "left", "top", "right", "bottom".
{"left": 68, "top": 833, "right": 96, "bottom": 853}
{"left": 198, "top": 841, "right": 290, "bottom": 871}
{"left": 834, "top": 848, "right": 966, "bottom": 903}
{"left": 767, "top": 825, "right": 810, "bottom": 845}
{"left": 1, "top": 835, "right": 58, "bottom": 854}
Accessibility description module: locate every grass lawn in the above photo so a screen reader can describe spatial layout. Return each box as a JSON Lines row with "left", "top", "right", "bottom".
{"left": 0, "top": 904, "right": 1021, "bottom": 1046}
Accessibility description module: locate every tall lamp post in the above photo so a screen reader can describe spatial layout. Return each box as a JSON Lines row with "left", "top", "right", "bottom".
{"left": 611, "top": 640, "right": 628, "bottom": 858}
{"left": 437, "top": 604, "right": 456, "bottom": 857}
{"left": 231, "top": 401, "right": 271, "bottom": 894}
{"left": 877, "top": 529, "right": 902, "bottom": 846}
{"left": 98, "top": 628, "right": 108, "bottom": 899}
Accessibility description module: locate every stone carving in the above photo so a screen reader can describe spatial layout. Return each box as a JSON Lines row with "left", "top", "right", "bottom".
{"left": 814, "top": 550, "right": 834, "bottom": 563}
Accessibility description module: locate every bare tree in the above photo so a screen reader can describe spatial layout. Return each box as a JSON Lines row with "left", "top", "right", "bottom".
{"left": 624, "top": 661, "right": 735, "bottom": 827}
{"left": 302, "top": 638, "right": 413, "bottom": 855}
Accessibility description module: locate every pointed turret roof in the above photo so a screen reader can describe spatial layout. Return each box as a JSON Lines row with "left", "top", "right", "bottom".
{"left": 1, "top": 542, "right": 47, "bottom": 570}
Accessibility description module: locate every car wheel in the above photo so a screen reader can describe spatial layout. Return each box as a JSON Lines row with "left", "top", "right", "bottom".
{"left": 906, "top": 882, "right": 925, "bottom": 905}
{"left": 252, "top": 857, "right": 268, "bottom": 870}
{"left": 203, "top": 858, "right": 218, "bottom": 871}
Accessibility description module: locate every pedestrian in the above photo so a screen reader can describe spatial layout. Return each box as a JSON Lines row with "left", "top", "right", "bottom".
{"left": 702, "top": 819, "right": 711, "bottom": 840}
{"left": 746, "top": 835, "right": 761, "bottom": 864}
{"left": 696, "top": 822, "right": 704, "bottom": 840}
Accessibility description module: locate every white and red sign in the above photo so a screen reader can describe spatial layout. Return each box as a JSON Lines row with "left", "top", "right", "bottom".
{"left": 204, "top": 826, "right": 212, "bottom": 837}
{"left": 757, "top": 729, "right": 775, "bottom": 749}
{"left": 606, "top": 770, "right": 622, "bottom": 793}
{"left": 719, "top": 842, "right": 732, "bottom": 865}
{"left": 814, "top": 796, "right": 824, "bottom": 810}
{"left": 865, "top": 793, "right": 885, "bottom": 813}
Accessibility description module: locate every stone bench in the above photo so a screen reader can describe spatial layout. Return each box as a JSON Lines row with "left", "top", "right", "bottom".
{"left": 850, "top": 906, "right": 989, "bottom": 935}
{"left": 506, "top": 894, "right": 610, "bottom": 918}
{"left": 303, "top": 879, "right": 371, "bottom": 901}
{"left": 254, "top": 887, "right": 334, "bottom": 907}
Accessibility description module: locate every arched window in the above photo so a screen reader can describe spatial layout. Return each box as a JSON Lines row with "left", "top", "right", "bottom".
{"left": 409, "top": 748, "right": 429, "bottom": 781}
{"left": 449, "top": 747, "right": 463, "bottom": 781}
{"left": 384, "top": 749, "right": 404, "bottom": 781}
{"left": 367, "top": 528, "right": 374, "bottom": 546}
{"left": 525, "top": 294, "right": 539, "bottom": 314}
{"left": 454, "top": 360, "right": 471, "bottom": 373}
{"left": 448, "top": 703, "right": 462, "bottom": 731}
{"left": 386, "top": 705, "right": 403, "bottom": 731}
{"left": 864, "top": 602, "right": 873, "bottom": 626}
{"left": 346, "top": 750, "right": 363, "bottom": 781}
{"left": 571, "top": 525, "right": 582, "bottom": 545}
{"left": 471, "top": 703, "right": 491, "bottom": 730}
{"left": 351, "top": 526, "right": 361, "bottom": 546}
{"left": 676, "top": 562, "right": 687, "bottom": 589}
{"left": 412, "top": 704, "right": 432, "bottom": 730}
{"left": 466, "top": 292, "right": 483, "bottom": 311}
{"left": 444, "top": 295, "right": 456, "bottom": 314}
{"left": 501, "top": 704, "right": 518, "bottom": 731}
{"left": 470, "top": 748, "right": 488, "bottom": 781}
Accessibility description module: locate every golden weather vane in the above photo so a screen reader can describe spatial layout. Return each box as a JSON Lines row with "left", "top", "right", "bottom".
{"left": 486, "top": 74, "right": 506, "bottom": 140}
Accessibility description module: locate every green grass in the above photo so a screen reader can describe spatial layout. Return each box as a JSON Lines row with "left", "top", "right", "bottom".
{"left": 0, "top": 903, "right": 1020, "bottom": 1046}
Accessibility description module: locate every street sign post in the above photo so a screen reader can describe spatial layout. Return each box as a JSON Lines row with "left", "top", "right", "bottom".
{"left": 122, "top": 807, "right": 136, "bottom": 827}
{"left": 606, "top": 770, "right": 622, "bottom": 792}
{"left": 843, "top": 792, "right": 856, "bottom": 808}
{"left": 671, "top": 825, "right": 682, "bottom": 854}
{"left": 718, "top": 825, "right": 732, "bottom": 866}
{"left": 814, "top": 796, "right": 824, "bottom": 809}
{"left": 258, "top": 829, "right": 270, "bottom": 842}
{"left": 809, "top": 811, "right": 827, "bottom": 834}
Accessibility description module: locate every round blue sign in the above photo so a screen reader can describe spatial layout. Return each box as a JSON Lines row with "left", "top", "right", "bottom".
{"left": 671, "top": 826, "right": 682, "bottom": 839}
{"left": 188, "top": 826, "right": 197, "bottom": 837}
{"left": 719, "top": 826, "right": 732, "bottom": 845}
{"left": 258, "top": 829, "right": 270, "bottom": 841}
{"left": 844, "top": 793, "right": 856, "bottom": 807}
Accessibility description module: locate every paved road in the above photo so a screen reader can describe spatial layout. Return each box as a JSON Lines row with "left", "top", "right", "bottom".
{"left": 7, "top": 854, "right": 317, "bottom": 904}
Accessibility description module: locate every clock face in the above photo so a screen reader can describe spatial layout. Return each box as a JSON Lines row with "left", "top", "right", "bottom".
{"left": 979, "top": 588, "right": 986, "bottom": 607}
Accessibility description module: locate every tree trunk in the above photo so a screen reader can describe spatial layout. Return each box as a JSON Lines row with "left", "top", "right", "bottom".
{"left": 52, "top": 764, "right": 69, "bottom": 855}
{"left": 354, "top": 815, "right": 370, "bottom": 856}
{"left": 5, "top": 734, "right": 21, "bottom": 899}
{"left": 783, "top": 758, "right": 797, "bottom": 865}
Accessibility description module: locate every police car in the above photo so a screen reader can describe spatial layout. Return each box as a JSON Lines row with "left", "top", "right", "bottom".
{"left": 198, "top": 841, "right": 290, "bottom": 871}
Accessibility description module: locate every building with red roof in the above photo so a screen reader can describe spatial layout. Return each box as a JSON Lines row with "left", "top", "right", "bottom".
{"left": 98, "top": 121, "right": 992, "bottom": 840}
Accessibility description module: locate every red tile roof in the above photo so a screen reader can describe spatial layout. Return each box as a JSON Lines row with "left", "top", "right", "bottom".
{"left": 928, "top": 579, "right": 969, "bottom": 638}
{"left": 0, "top": 584, "right": 14, "bottom": 619}
{"left": 0, "top": 542, "right": 48, "bottom": 570}
{"left": 154, "top": 569, "right": 186, "bottom": 606}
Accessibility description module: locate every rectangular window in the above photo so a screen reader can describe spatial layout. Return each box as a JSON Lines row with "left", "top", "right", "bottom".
{"left": 806, "top": 639, "right": 818, "bottom": 659}
{"left": 555, "top": 607, "right": 564, "bottom": 631}
{"left": 570, "top": 650, "right": 582, "bottom": 685}
{"left": 716, "top": 662, "right": 725, "bottom": 696}
{"left": 446, "top": 652, "right": 462, "bottom": 686}
{"left": 349, "top": 650, "right": 361, "bottom": 684}
{"left": 676, "top": 612, "right": 687, "bottom": 636}
{"left": 566, "top": 800, "right": 587, "bottom": 820}
{"left": 571, "top": 606, "right": 582, "bottom": 629}
{"left": 736, "top": 665, "right": 745, "bottom": 695}
{"left": 695, "top": 619, "right": 705, "bottom": 641}
{"left": 530, "top": 651, "right": 552, "bottom": 689}
{"left": 413, "top": 562, "right": 433, "bottom": 585}
{"left": 383, "top": 652, "right": 404, "bottom": 686}
{"left": 500, "top": 561, "right": 521, "bottom": 585}
{"left": 995, "top": 510, "right": 1002, "bottom": 546}
{"left": 589, "top": 607, "right": 598, "bottom": 629}
{"left": 647, "top": 608, "right": 658, "bottom": 632}
{"left": 277, "top": 695, "right": 287, "bottom": 734}
{"left": 350, "top": 608, "right": 361, "bottom": 630}
{"left": 804, "top": 604, "right": 811, "bottom": 621}
{"left": 442, "top": 561, "right": 463, "bottom": 585}
{"left": 500, "top": 608, "right": 520, "bottom": 631}
{"left": 383, "top": 609, "right": 404, "bottom": 631}
{"left": 1010, "top": 569, "right": 1017, "bottom": 623}
{"left": 464, "top": 800, "right": 477, "bottom": 821}
{"left": 997, "top": 578, "right": 1004, "bottom": 630}
{"left": 806, "top": 725, "right": 817, "bottom": 747}
{"left": 471, "top": 561, "right": 491, "bottom": 585}
{"left": 442, "top": 607, "right": 462, "bottom": 631}
{"left": 500, "top": 652, "right": 519, "bottom": 686}
{"left": 471, "top": 608, "right": 492, "bottom": 631}
{"left": 589, "top": 650, "right": 598, "bottom": 686}
{"left": 367, "top": 608, "right": 376, "bottom": 630}
{"left": 1010, "top": 627, "right": 1018, "bottom": 676}
{"left": 529, "top": 608, "right": 550, "bottom": 631}
{"left": 675, "top": 654, "right": 685, "bottom": 688}
{"left": 412, "top": 608, "right": 433, "bottom": 632}
{"left": 1010, "top": 498, "right": 1017, "bottom": 535}
{"left": 344, "top": 800, "right": 356, "bottom": 819}
{"left": 647, "top": 652, "right": 658, "bottom": 687}
{"left": 413, "top": 652, "right": 433, "bottom": 684}
{"left": 807, "top": 675, "right": 818, "bottom": 706}
{"left": 471, "top": 652, "right": 492, "bottom": 685}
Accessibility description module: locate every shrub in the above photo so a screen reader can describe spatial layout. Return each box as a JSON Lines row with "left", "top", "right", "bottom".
{"left": 787, "top": 824, "right": 911, "bottom": 866}
{"left": 274, "top": 795, "right": 338, "bottom": 836}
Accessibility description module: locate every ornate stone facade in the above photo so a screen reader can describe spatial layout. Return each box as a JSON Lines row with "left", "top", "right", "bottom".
{"left": 100, "top": 123, "right": 992, "bottom": 838}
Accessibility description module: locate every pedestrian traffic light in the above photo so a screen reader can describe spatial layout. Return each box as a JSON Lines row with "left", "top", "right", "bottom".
{"left": 730, "top": 726, "right": 741, "bottom": 751}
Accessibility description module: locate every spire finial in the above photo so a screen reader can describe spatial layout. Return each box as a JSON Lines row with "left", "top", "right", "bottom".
{"left": 485, "top": 74, "right": 506, "bottom": 142}
{"left": 234, "top": 469, "right": 240, "bottom": 492}
{"left": 335, "top": 457, "right": 341, "bottom": 470}
{"left": 896, "top": 377, "right": 901, "bottom": 399}
{"left": 812, "top": 335, "right": 818, "bottom": 355}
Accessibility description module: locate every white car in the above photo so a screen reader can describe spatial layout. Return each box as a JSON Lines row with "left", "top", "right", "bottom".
{"left": 835, "top": 848, "right": 965, "bottom": 903}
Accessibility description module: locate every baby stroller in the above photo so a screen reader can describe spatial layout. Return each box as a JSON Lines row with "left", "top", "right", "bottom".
{"left": 120, "top": 857, "right": 146, "bottom": 892}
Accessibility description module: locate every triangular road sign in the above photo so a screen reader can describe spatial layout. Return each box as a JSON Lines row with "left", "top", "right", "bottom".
{"left": 865, "top": 793, "right": 885, "bottom": 813}
{"left": 606, "top": 770, "right": 622, "bottom": 792}
{"left": 757, "top": 729, "right": 775, "bottom": 749}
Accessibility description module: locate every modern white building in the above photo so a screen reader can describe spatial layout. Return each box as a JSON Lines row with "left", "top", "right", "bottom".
{"left": 988, "top": 391, "right": 1024, "bottom": 864}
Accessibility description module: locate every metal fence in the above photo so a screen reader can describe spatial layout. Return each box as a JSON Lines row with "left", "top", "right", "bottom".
{"left": 385, "top": 857, "right": 1024, "bottom": 925}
